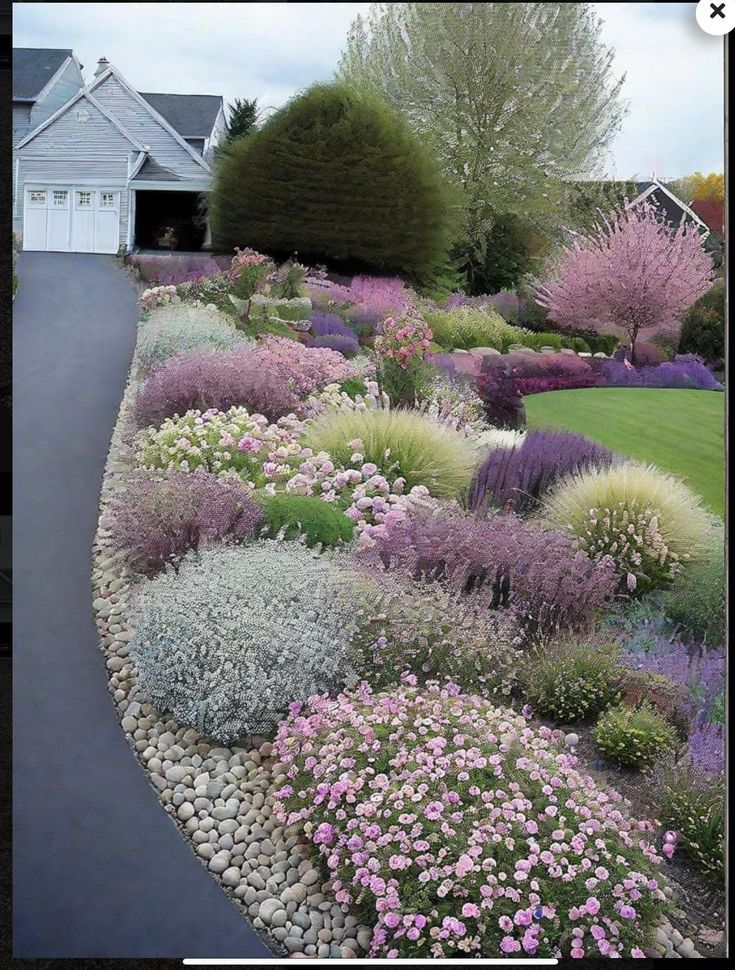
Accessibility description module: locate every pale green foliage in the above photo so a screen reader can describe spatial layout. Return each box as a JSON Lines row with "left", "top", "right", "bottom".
{"left": 305, "top": 407, "right": 481, "bottom": 497}
{"left": 135, "top": 304, "right": 251, "bottom": 375}
{"left": 541, "top": 462, "right": 712, "bottom": 591}
{"left": 595, "top": 701, "right": 678, "bottom": 769}
{"left": 337, "top": 3, "right": 626, "bottom": 234}
{"left": 425, "top": 306, "right": 528, "bottom": 351}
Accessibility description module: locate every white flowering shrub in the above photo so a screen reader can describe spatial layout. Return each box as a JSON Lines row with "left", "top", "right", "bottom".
{"left": 129, "top": 542, "right": 371, "bottom": 742}
{"left": 135, "top": 303, "right": 252, "bottom": 375}
{"left": 303, "top": 380, "right": 389, "bottom": 418}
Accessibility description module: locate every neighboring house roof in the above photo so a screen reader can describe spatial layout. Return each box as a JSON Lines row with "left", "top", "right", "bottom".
{"left": 140, "top": 92, "right": 223, "bottom": 138}
{"left": 132, "top": 157, "right": 183, "bottom": 181}
{"left": 13, "top": 47, "right": 75, "bottom": 101}
{"left": 628, "top": 179, "right": 709, "bottom": 235}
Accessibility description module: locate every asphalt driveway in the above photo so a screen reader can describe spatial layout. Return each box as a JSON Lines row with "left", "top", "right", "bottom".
{"left": 13, "top": 253, "right": 269, "bottom": 958}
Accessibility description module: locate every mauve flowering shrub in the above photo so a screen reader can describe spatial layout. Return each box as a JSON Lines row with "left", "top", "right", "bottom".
{"left": 106, "top": 469, "right": 263, "bottom": 576}
{"left": 134, "top": 346, "right": 302, "bottom": 427}
{"left": 310, "top": 333, "right": 360, "bottom": 356}
{"left": 375, "top": 315, "right": 434, "bottom": 405}
{"left": 600, "top": 354, "right": 723, "bottom": 390}
{"left": 274, "top": 681, "right": 668, "bottom": 959}
{"left": 349, "top": 582, "right": 525, "bottom": 697}
{"left": 135, "top": 304, "right": 251, "bottom": 375}
{"left": 358, "top": 507, "right": 617, "bottom": 632}
{"left": 130, "top": 542, "right": 371, "bottom": 742}
{"left": 505, "top": 351, "right": 603, "bottom": 395}
{"left": 251, "top": 336, "right": 354, "bottom": 397}
{"left": 155, "top": 257, "right": 222, "bottom": 286}
{"left": 469, "top": 430, "right": 614, "bottom": 515}
{"left": 307, "top": 275, "right": 414, "bottom": 335}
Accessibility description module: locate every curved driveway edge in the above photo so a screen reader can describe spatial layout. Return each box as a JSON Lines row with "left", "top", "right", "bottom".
{"left": 13, "top": 253, "right": 270, "bottom": 958}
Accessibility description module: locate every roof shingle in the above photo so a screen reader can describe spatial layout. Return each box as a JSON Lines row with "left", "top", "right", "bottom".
{"left": 140, "top": 92, "right": 222, "bottom": 138}
{"left": 13, "top": 47, "right": 74, "bottom": 100}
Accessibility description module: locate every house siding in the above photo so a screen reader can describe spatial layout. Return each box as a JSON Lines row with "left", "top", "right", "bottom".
{"left": 15, "top": 97, "right": 134, "bottom": 244}
{"left": 29, "top": 57, "right": 84, "bottom": 128}
{"left": 13, "top": 104, "right": 33, "bottom": 147}
{"left": 204, "top": 104, "right": 227, "bottom": 164}
{"left": 93, "top": 74, "right": 208, "bottom": 179}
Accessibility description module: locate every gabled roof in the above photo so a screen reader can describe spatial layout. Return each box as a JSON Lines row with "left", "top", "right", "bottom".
{"left": 140, "top": 92, "right": 223, "bottom": 138}
{"left": 628, "top": 179, "right": 709, "bottom": 235}
{"left": 132, "top": 157, "right": 183, "bottom": 182}
{"left": 13, "top": 47, "right": 74, "bottom": 101}
{"left": 15, "top": 88, "right": 148, "bottom": 152}
{"left": 87, "top": 65, "right": 213, "bottom": 175}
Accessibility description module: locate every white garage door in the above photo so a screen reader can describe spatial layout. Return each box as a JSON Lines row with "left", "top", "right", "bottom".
{"left": 23, "top": 187, "right": 120, "bottom": 254}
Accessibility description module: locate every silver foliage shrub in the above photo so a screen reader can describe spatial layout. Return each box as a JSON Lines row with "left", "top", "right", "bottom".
{"left": 129, "top": 542, "right": 368, "bottom": 743}
{"left": 136, "top": 304, "right": 253, "bottom": 375}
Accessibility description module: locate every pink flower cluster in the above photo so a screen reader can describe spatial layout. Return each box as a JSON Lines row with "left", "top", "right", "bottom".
{"left": 274, "top": 682, "right": 668, "bottom": 959}
{"left": 229, "top": 247, "right": 269, "bottom": 274}
{"left": 375, "top": 316, "right": 433, "bottom": 370}
{"left": 249, "top": 337, "right": 354, "bottom": 398}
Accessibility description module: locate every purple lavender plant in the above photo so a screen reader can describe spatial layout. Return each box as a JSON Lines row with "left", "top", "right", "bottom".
{"left": 309, "top": 310, "right": 357, "bottom": 340}
{"left": 601, "top": 354, "right": 723, "bottom": 390}
{"left": 107, "top": 469, "right": 264, "bottom": 576}
{"left": 309, "top": 333, "right": 360, "bottom": 356}
{"left": 468, "top": 430, "right": 614, "bottom": 515}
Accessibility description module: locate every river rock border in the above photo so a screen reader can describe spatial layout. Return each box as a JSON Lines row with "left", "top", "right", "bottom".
{"left": 92, "top": 342, "right": 372, "bottom": 960}
{"left": 92, "top": 314, "right": 702, "bottom": 961}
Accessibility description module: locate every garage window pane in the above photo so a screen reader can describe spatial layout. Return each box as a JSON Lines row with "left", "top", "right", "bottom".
{"left": 100, "top": 193, "right": 116, "bottom": 208}
{"left": 53, "top": 191, "right": 68, "bottom": 206}
{"left": 29, "top": 191, "right": 46, "bottom": 205}
{"left": 76, "top": 191, "right": 93, "bottom": 208}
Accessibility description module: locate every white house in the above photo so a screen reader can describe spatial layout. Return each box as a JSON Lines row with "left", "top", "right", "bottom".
{"left": 13, "top": 49, "right": 226, "bottom": 254}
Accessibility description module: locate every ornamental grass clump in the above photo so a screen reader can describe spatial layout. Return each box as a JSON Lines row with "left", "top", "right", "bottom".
{"left": 349, "top": 582, "right": 524, "bottom": 697}
{"left": 425, "top": 306, "right": 526, "bottom": 351}
{"left": 541, "top": 462, "right": 711, "bottom": 595}
{"left": 274, "top": 681, "right": 669, "bottom": 959}
{"left": 106, "top": 469, "right": 263, "bottom": 577}
{"left": 468, "top": 430, "right": 614, "bottom": 516}
{"left": 135, "top": 304, "right": 251, "bottom": 375}
{"left": 521, "top": 643, "right": 622, "bottom": 723}
{"left": 654, "top": 761, "right": 724, "bottom": 881}
{"left": 594, "top": 702, "right": 678, "bottom": 769}
{"left": 358, "top": 507, "right": 617, "bottom": 632}
{"left": 136, "top": 406, "right": 305, "bottom": 487}
{"left": 130, "top": 542, "right": 371, "bottom": 743}
{"left": 661, "top": 532, "right": 725, "bottom": 644}
{"left": 134, "top": 346, "right": 302, "bottom": 427}
{"left": 305, "top": 408, "right": 480, "bottom": 497}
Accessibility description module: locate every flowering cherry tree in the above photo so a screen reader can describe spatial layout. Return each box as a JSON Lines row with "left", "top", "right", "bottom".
{"left": 535, "top": 201, "right": 714, "bottom": 363}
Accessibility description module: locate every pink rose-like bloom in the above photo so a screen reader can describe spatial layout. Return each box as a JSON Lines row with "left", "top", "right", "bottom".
{"left": 500, "top": 936, "right": 521, "bottom": 953}
{"left": 619, "top": 905, "right": 637, "bottom": 920}
{"left": 384, "top": 912, "right": 401, "bottom": 929}
{"left": 585, "top": 897, "right": 601, "bottom": 916}
{"left": 461, "top": 903, "right": 481, "bottom": 919}
{"left": 455, "top": 854, "right": 474, "bottom": 878}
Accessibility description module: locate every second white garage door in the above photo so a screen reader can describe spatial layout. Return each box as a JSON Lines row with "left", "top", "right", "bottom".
{"left": 23, "top": 187, "right": 121, "bottom": 254}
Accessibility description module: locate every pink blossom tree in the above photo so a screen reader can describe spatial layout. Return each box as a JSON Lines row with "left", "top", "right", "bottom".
{"left": 534, "top": 201, "right": 714, "bottom": 363}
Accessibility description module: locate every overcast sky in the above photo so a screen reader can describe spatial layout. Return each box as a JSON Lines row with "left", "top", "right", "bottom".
{"left": 13, "top": 2, "right": 724, "bottom": 179}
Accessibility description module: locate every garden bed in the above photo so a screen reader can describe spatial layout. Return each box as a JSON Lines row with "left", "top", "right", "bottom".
{"left": 91, "top": 250, "right": 723, "bottom": 960}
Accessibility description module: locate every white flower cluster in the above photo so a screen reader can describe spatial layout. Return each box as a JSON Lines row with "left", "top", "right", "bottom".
{"left": 139, "top": 284, "right": 180, "bottom": 311}
{"left": 135, "top": 304, "right": 253, "bottom": 374}
{"left": 129, "top": 542, "right": 370, "bottom": 743}
{"left": 303, "top": 380, "right": 389, "bottom": 419}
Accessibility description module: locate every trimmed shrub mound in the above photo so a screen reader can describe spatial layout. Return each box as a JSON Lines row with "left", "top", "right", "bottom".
{"left": 678, "top": 281, "right": 725, "bottom": 362}
{"left": 256, "top": 492, "right": 356, "bottom": 548}
{"left": 274, "top": 682, "right": 669, "bottom": 959}
{"left": 210, "top": 83, "right": 456, "bottom": 281}
{"left": 129, "top": 542, "right": 371, "bottom": 743}
{"left": 305, "top": 408, "right": 480, "bottom": 497}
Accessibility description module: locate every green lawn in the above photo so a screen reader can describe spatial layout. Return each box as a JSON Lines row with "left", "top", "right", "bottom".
{"left": 525, "top": 388, "right": 725, "bottom": 516}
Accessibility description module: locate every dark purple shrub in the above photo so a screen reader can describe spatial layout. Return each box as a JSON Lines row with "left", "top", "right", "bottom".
{"left": 107, "top": 469, "right": 264, "bottom": 576}
{"left": 134, "top": 346, "right": 300, "bottom": 427}
{"left": 601, "top": 354, "right": 723, "bottom": 390}
{"left": 476, "top": 357, "right": 526, "bottom": 429}
{"left": 309, "top": 310, "right": 356, "bottom": 340}
{"left": 309, "top": 333, "right": 360, "bottom": 356}
{"left": 468, "top": 430, "right": 614, "bottom": 515}
{"left": 357, "top": 507, "right": 617, "bottom": 632}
